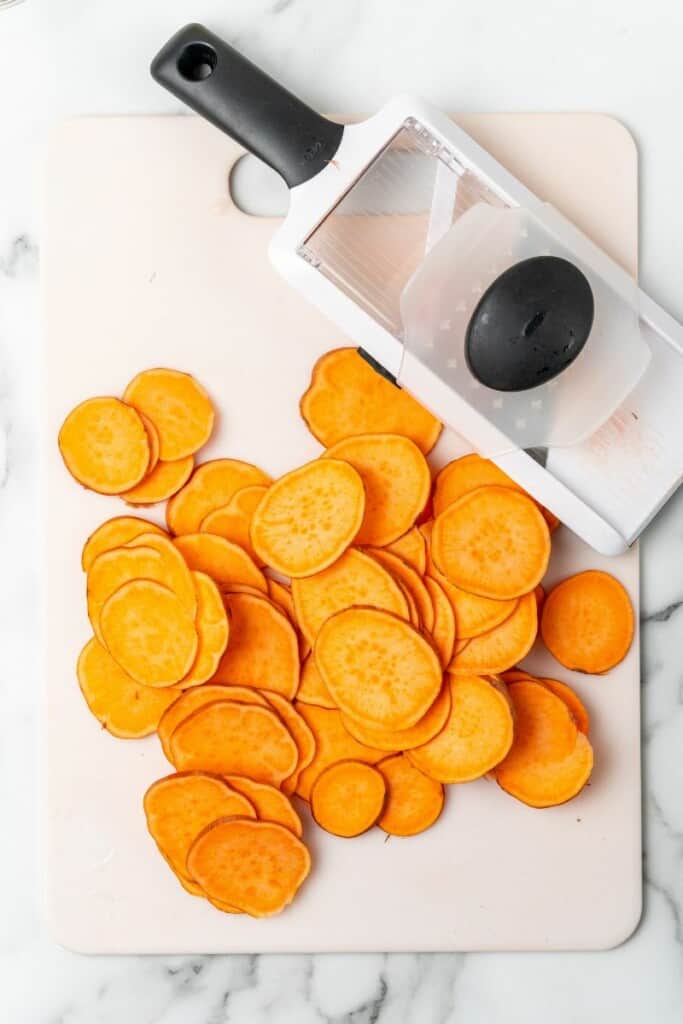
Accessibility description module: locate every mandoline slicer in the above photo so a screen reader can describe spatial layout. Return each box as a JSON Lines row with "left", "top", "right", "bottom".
{"left": 152, "top": 23, "right": 683, "bottom": 556}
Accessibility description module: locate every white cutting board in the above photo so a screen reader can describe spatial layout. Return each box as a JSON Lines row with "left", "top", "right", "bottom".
{"left": 41, "top": 114, "right": 641, "bottom": 953}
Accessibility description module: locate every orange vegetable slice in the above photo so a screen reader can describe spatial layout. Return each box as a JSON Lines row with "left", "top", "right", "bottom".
{"left": 86, "top": 544, "right": 169, "bottom": 645}
{"left": 291, "top": 548, "right": 410, "bottom": 646}
{"left": 139, "top": 412, "right": 161, "bottom": 473}
{"left": 340, "top": 680, "right": 451, "bottom": 752}
{"left": 315, "top": 607, "right": 442, "bottom": 730}
{"left": 423, "top": 577, "right": 456, "bottom": 668}
{"left": 58, "top": 396, "right": 150, "bottom": 494}
{"left": 310, "top": 760, "right": 386, "bottom": 837}
{"left": 123, "top": 456, "right": 194, "bottom": 506}
{"left": 144, "top": 772, "right": 256, "bottom": 889}
{"left": 384, "top": 526, "right": 427, "bottom": 575}
{"left": 77, "top": 636, "right": 177, "bottom": 738}
{"left": 173, "top": 533, "right": 267, "bottom": 592}
{"left": 223, "top": 776, "right": 303, "bottom": 838}
{"left": 175, "top": 572, "right": 230, "bottom": 689}
{"left": 495, "top": 678, "right": 593, "bottom": 807}
{"left": 300, "top": 347, "right": 442, "bottom": 454}
{"left": 166, "top": 458, "right": 272, "bottom": 536}
{"left": 200, "top": 484, "right": 268, "bottom": 566}
{"left": 323, "top": 433, "right": 431, "bottom": 546}
{"left": 187, "top": 817, "right": 310, "bottom": 917}
{"left": 294, "top": 704, "right": 386, "bottom": 801}
{"left": 213, "top": 592, "right": 300, "bottom": 699}
{"left": 377, "top": 754, "right": 445, "bottom": 836}
{"left": 126, "top": 531, "right": 197, "bottom": 615}
{"left": 81, "top": 516, "right": 166, "bottom": 572}
{"left": 158, "top": 684, "right": 268, "bottom": 762}
{"left": 540, "top": 570, "right": 634, "bottom": 673}
{"left": 296, "top": 655, "right": 336, "bottom": 710}
{"left": 365, "top": 548, "right": 435, "bottom": 632}
{"left": 267, "top": 578, "right": 310, "bottom": 659}
{"left": 449, "top": 592, "right": 538, "bottom": 675}
{"left": 500, "top": 668, "right": 533, "bottom": 684}
{"left": 433, "top": 453, "right": 523, "bottom": 516}
{"left": 408, "top": 675, "right": 514, "bottom": 782}
{"left": 537, "top": 677, "right": 590, "bottom": 735}
{"left": 534, "top": 583, "right": 546, "bottom": 614}
{"left": 432, "top": 486, "right": 551, "bottom": 599}
{"left": 170, "top": 700, "right": 298, "bottom": 784}
{"left": 250, "top": 459, "right": 365, "bottom": 578}
{"left": 123, "top": 368, "right": 215, "bottom": 461}
{"left": 260, "top": 690, "right": 316, "bottom": 794}
{"left": 100, "top": 579, "right": 198, "bottom": 687}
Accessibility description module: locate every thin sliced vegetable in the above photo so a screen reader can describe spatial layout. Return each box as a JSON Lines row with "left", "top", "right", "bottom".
{"left": 175, "top": 572, "right": 230, "bottom": 689}
{"left": 537, "top": 677, "right": 590, "bottom": 735}
{"left": 139, "top": 412, "right": 161, "bottom": 473}
{"left": 158, "top": 684, "right": 268, "bottom": 762}
{"left": 260, "top": 690, "right": 316, "bottom": 794}
{"left": 174, "top": 533, "right": 267, "bottom": 592}
{"left": 310, "top": 760, "right": 386, "bottom": 837}
{"left": 294, "top": 704, "right": 386, "bottom": 801}
{"left": 315, "top": 607, "right": 442, "bottom": 730}
{"left": 408, "top": 675, "right": 514, "bottom": 783}
{"left": 433, "top": 453, "right": 523, "bottom": 516}
{"left": 267, "top": 578, "right": 310, "bottom": 659}
{"left": 423, "top": 577, "right": 456, "bottom": 667}
{"left": 77, "top": 637, "right": 177, "bottom": 738}
{"left": 123, "top": 456, "right": 194, "bottom": 505}
{"left": 341, "top": 681, "right": 451, "bottom": 752}
{"left": 432, "top": 486, "right": 550, "bottom": 599}
{"left": 59, "top": 396, "right": 150, "bottom": 494}
{"left": 385, "top": 526, "right": 427, "bottom": 575}
{"left": 123, "top": 368, "right": 215, "bottom": 461}
{"left": 540, "top": 570, "right": 634, "bottom": 673}
{"left": 126, "top": 531, "right": 197, "bottom": 615}
{"left": 224, "top": 775, "right": 303, "bottom": 838}
{"left": 81, "top": 516, "right": 166, "bottom": 572}
{"left": 187, "top": 817, "right": 311, "bottom": 917}
{"left": 365, "top": 548, "right": 434, "bottom": 632}
{"left": 200, "top": 484, "right": 269, "bottom": 566}
{"left": 213, "top": 592, "right": 300, "bottom": 699}
{"left": 449, "top": 593, "right": 538, "bottom": 675}
{"left": 250, "top": 458, "right": 365, "bottom": 578}
{"left": 87, "top": 544, "right": 165, "bottom": 645}
{"left": 323, "top": 433, "right": 431, "bottom": 546}
{"left": 296, "top": 655, "right": 336, "bottom": 710}
{"left": 377, "top": 754, "right": 444, "bottom": 836}
{"left": 167, "top": 459, "right": 271, "bottom": 536}
{"left": 300, "top": 347, "right": 441, "bottom": 454}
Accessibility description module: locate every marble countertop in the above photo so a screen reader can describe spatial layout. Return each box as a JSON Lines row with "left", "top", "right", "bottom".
{"left": 2, "top": 0, "right": 682, "bottom": 1021}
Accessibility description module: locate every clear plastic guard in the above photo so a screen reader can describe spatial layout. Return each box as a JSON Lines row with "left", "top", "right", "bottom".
{"left": 399, "top": 203, "right": 652, "bottom": 454}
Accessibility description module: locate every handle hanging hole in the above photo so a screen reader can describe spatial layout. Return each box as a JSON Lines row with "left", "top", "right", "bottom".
{"left": 177, "top": 43, "right": 217, "bottom": 82}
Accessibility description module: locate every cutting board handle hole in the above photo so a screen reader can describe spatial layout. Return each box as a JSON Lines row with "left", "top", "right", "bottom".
{"left": 229, "top": 154, "right": 289, "bottom": 216}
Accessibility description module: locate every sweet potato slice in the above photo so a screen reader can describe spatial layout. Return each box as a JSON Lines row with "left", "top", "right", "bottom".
{"left": 200, "top": 484, "right": 268, "bottom": 567}
{"left": 500, "top": 668, "right": 533, "bottom": 684}
{"left": 267, "top": 579, "right": 310, "bottom": 659}
{"left": 100, "top": 580, "right": 198, "bottom": 687}
{"left": 310, "top": 760, "right": 386, "bottom": 837}
{"left": 87, "top": 544, "right": 166, "bottom": 645}
{"left": 260, "top": 691, "right": 316, "bottom": 794}
{"left": 58, "top": 396, "right": 150, "bottom": 494}
{"left": 422, "top": 520, "right": 518, "bottom": 637}
{"left": 365, "top": 548, "right": 434, "bottom": 632}
{"left": 250, "top": 459, "right": 365, "bottom": 578}
{"left": 432, "top": 486, "right": 551, "bottom": 600}
{"left": 294, "top": 704, "right": 386, "bottom": 800}
{"left": 166, "top": 459, "right": 272, "bottom": 536}
{"left": 449, "top": 592, "right": 538, "bottom": 675}
{"left": 385, "top": 526, "right": 427, "bottom": 575}
{"left": 433, "top": 453, "right": 523, "bottom": 516}
{"left": 123, "top": 368, "right": 215, "bottom": 461}
{"left": 495, "top": 679, "right": 593, "bottom": 807}
{"left": 291, "top": 548, "right": 410, "bottom": 645}
{"left": 540, "top": 570, "right": 634, "bottom": 673}
{"left": 144, "top": 772, "right": 256, "bottom": 888}
{"left": 139, "top": 412, "right": 161, "bottom": 473}
{"left": 81, "top": 516, "right": 167, "bottom": 572}
{"left": 187, "top": 817, "right": 310, "bottom": 917}
{"left": 175, "top": 572, "right": 230, "bottom": 689}
{"left": 174, "top": 533, "right": 267, "bottom": 592}
{"left": 213, "top": 592, "right": 300, "bottom": 699}
{"left": 408, "top": 675, "right": 514, "bottom": 782}
{"left": 300, "top": 347, "right": 442, "bottom": 454}
{"left": 296, "top": 655, "right": 336, "bottom": 710}
{"left": 341, "top": 680, "right": 451, "bottom": 752}
{"left": 224, "top": 775, "right": 303, "bottom": 838}
{"left": 123, "top": 456, "right": 194, "bottom": 506}
{"left": 377, "top": 754, "right": 445, "bottom": 836}
{"left": 170, "top": 700, "right": 298, "bottom": 784}
{"left": 158, "top": 684, "right": 268, "bottom": 762}
{"left": 423, "top": 577, "right": 456, "bottom": 668}
{"left": 77, "top": 636, "right": 177, "bottom": 738}
{"left": 323, "top": 434, "right": 431, "bottom": 547}
{"left": 315, "top": 607, "right": 442, "bottom": 730}
{"left": 537, "top": 677, "right": 590, "bottom": 735}
{"left": 126, "top": 531, "right": 197, "bottom": 615}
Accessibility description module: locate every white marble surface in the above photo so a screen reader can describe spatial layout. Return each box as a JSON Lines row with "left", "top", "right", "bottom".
{"left": 1, "top": 0, "right": 682, "bottom": 1020}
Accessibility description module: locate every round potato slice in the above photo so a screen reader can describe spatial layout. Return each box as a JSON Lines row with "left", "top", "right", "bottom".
{"left": 174, "top": 533, "right": 267, "bottom": 592}
{"left": 296, "top": 655, "right": 336, "bottom": 710}
{"left": 291, "top": 548, "right": 410, "bottom": 646}
{"left": 58, "top": 396, "right": 150, "bottom": 494}
{"left": 139, "top": 412, "right": 161, "bottom": 473}
{"left": 294, "top": 703, "right": 386, "bottom": 801}
{"left": 213, "top": 592, "right": 299, "bottom": 699}
{"left": 87, "top": 544, "right": 165, "bottom": 645}
{"left": 200, "top": 485, "right": 268, "bottom": 566}
{"left": 315, "top": 607, "right": 442, "bottom": 730}
{"left": 187, "top": 817, "right": 311, "bottom": 917}
{"left": 323, "top": 433, "right": 431, "bottom": 547}
{"left": 365, "top": 548, "right": 435, "bottom": 632}
{"left": 340, "top": 681, "right": 451, "bottom": 752}
{"left": 260, "top": 690, "right": 316, "bottom": 792}
{"left": 423, "top": 577, "right": 456, "bottom": 668}
{"left": 158, "top": 684, "right": 268, "bottom": 762}
{"left": 384, "top": 526, "right": 427, "bottom": 575}
{"left": 432, "top": 486, "right": 551, "bottom": 600}
{"left": 77, "top": 636, "right": 177, "bottom": 738}
{"left": 311, "top": 760, "right": 386, "bottom": 837}
{"left": 126, "top": 532, "right": 197, "bottom": 614}
{"left": 100, "top": 579, "right": 198, "bottom": 687}
{"left": 123, "top": 456, "right": 194, "bottom": 506}
{"left": 223, "top": 776, "right": 303, "bottom": 838}
{"left": 449, "top": 592, "right": 538, "bottom": 676}
{"left": 124, "top": 368, "right": 215, "bottom": 461}
{"left": 175, "top": 572, "right": 230, "bottom": 689}
{"left": 167, "top": 459, "right": 272, "bottom": 536}
{"left": 377, "top": 754, "right": 445, "bottom": 836}
{"left": 433, "top": 453, "right": 523, "bottom": 516}
{"left": 81, "top": 516, "right": 166, "bottom": 572}
{"left": 250, "top": 459, "right": 365, "bottom": 578}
